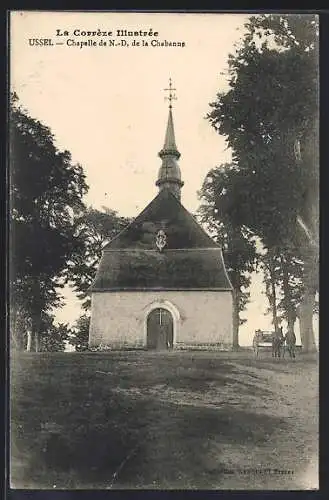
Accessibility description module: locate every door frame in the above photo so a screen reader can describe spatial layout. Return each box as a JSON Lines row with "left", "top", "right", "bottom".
{"left": 143, "top": 300, "right": 180, "bottom": 348}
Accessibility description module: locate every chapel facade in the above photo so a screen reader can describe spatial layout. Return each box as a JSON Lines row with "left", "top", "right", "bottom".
{"left": 88, "top": 84, "right": 233, "bottom": 350}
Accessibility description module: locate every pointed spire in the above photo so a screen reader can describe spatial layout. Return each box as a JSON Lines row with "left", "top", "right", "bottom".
{"left": 162, "top": 107, "right": 179, "bottom": 153}
{"left": 159, "top": 107, "right": 180, "bottom": 160}
{"left": 156, "top": 78, "right": 184, "bottom": 200}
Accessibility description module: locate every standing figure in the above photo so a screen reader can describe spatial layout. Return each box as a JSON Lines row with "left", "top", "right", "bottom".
{"left": 278, "top": 327, "right": 284, "bottom": 356}
{"left": 272, "top": 328, "right": 284, "bottom": 358}
{"left": 285, "top": 329, "right": 297, "bottom": 359}
{"left": 282, "top": 332, "right": 287, "bottom": 358}
{"left": 252, "top": 330, "right": 263, "bottom": 358}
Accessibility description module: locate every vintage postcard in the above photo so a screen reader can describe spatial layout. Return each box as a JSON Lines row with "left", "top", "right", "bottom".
{"left": 9, "top": 11, "right": 319, "bottom": 490}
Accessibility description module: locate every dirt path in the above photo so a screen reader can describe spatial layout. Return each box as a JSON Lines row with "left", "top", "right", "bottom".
{"left": 111, "top": 356, "right": 318, "bottom": 489}
{"left": 11, "top": 351, "right": 318, "bottom": 490}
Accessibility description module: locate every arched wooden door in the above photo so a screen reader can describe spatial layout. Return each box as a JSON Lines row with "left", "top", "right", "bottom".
{"left": 147, "top": 308, "right": 173, "bottom": 350}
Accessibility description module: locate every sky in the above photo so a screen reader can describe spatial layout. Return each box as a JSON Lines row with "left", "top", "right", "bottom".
{"left": 10, "top": 11, "right": 318, "bottom": 346}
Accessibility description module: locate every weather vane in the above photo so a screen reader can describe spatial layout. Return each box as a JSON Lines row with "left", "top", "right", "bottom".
{"left": 164, "top": 77, "right": 177, "bottom": 109}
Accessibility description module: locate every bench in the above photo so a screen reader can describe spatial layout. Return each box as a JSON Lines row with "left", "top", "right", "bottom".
{"left": 257, "top": 331, "right": 274, "bottom": 349}
{"left": 252, "top": 330, "right": 275, "bottom": 356}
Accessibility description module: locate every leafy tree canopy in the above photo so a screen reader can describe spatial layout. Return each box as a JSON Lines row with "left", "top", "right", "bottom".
{"left": 207, "top": 14, "right": 318, "bottom": 251}
{"left": 66, "top": 206, "right": 131, "bottom": 309}
{"left": 10, "top": 92, "right": 89, "bottom": 349}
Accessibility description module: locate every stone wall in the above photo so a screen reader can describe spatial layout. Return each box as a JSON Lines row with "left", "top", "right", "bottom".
{"left": 89, "top": 290, "right": 233, "bottom": 349}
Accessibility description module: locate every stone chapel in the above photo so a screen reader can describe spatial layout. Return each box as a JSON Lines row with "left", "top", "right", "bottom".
{"left": 88, "top": 83, "right": 233, "bottom": 350}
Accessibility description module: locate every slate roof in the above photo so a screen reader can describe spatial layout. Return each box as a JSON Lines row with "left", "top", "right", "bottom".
{"left": 92, "top": 249, "right": 232, "bottom": 290}
{"left": 91, "top": 188, "right": 232, "bottom": 291}
{"left": 103, "top": 188, "right": 218, "bottom": 250}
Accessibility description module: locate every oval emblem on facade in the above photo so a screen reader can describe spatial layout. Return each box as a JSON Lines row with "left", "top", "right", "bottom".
{"left": 155, "top": 229, "right": 167, "bottom": 251}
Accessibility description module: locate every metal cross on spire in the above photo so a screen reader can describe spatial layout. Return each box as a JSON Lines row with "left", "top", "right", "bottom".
{"left": 164, "top": 78, "right": 177, "bottom": 109}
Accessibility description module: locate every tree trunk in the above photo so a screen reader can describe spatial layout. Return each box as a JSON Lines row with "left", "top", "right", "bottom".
{"left": 271, "top": 281, "right": 279, "bottom": 333}
{"left": 232, "top": 289, "right": 240, "bottom": 350}
{"left": 30, "top": 277, "right": 41, "bottom": 352}
{"left": 267, "top": 259, "right": 279, "bottom": 333}
{"left": 299, "top": 247, "right": 317, "bottom": 352}
{"left": 35, "top": 330, "right": 40, "bottom": 353}
{"left": 298, "top": 232, "right": 318, "bottom": 353}
{"left": 26, "top": 331, "right": 32, "bottom": 352}
{"left": 13, "top": 307, "right": 30, "bottom": 351}
{"left": 297, "top": 114, "right": 319, "bottom": 353}
{"left": 280, "top": 255, "right": 296, "bottom": 333}
{"left": 299, "top": 290, "right": 316, "bottom": 352}
{"left": 31, "top": 313, "right": 41, "bottom": 352}
{"left": 10, "top": 306, "right": 19, "bottom": 351}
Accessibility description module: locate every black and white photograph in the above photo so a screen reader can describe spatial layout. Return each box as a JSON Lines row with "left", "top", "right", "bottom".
{"left": 9, "top": 11, "right": 319, "bottom": 490}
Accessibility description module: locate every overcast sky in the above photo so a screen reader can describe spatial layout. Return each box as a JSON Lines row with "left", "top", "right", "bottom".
{"left": 11, "top": 11, "right": 318, "bottom": 345}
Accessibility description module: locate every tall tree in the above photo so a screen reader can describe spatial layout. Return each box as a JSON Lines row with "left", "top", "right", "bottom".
{"left": 198, "top": 164, "right": 257, "bottom": 349}
{"left": 207, "top": 14, "right": 319, "bottom": 351}
{"left": 69, "top": 314, "right": 91, "bottom": 351}
{"left": 38, "top": 316, "right": 72, "bottom": 352}
{"left": 260, "top": 249, "right": 281, "bottom": 333}
{"left": 10, "top": 305, "right": 31, "bottom": 351}
{"left": 277, "top": 251, "right": 304, "bottom": 334}
{"left": 66, "top": 206, "right": 130, "bottom": 310}
{"left": 257, "top": 244, "right": 304, "bottom": 336}
{"left": 10, "top": 93, "right": 88, "bottom": 351}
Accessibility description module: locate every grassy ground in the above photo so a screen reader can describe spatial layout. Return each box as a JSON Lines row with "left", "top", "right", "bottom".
{"left": 10, "top": 350, "right": 318, "bottom": 490}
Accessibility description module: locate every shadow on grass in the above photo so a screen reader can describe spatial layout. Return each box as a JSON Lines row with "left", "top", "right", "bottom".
{"left": 114, "top": 396, "right": 288, "bottom": 489}
{"left": 10, "top": 352, "right": 289, "bottom": 489}
{"left": 12, "top": 389, "right": 288, "bottom": 489}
